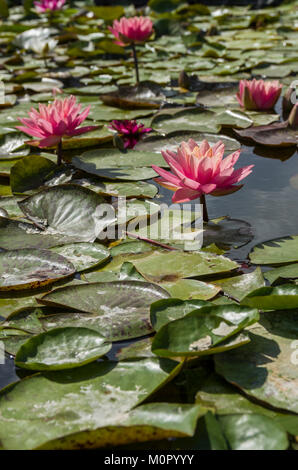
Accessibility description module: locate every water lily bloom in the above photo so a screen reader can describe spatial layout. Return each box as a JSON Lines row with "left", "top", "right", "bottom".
{"left": 109, "top": 16, "right": 153, "bottom": 85}
{"left": 109, "top": 120, "right": 152, "bottom": 149}
{"left": 16, "top": 96, "right": 98, "bottom": 164}
{"left": 152, "top": 139, "right": 254, "bottom": 221}
{"left": 34, "top": 0, "right": 66, "bottom": 13}
{"left": 237, "top": 79, "right": 282, "bottom": 111}
{"left": 109, "top": 16, "right": 153, "bottom": 47}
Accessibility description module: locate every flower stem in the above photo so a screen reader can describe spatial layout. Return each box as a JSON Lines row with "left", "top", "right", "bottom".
{"left": 56, "top": 140, "right": 63, "bottom": 166}
{"left": 131, "top": 42, "right": 140, "bottom": 85}
{"left": 200, "top": 194, "right": 209, "bottom": 223}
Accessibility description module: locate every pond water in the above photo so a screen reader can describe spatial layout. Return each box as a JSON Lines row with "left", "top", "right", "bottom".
{"left": 1, "top": 142, "right": 297, "bottom": 391}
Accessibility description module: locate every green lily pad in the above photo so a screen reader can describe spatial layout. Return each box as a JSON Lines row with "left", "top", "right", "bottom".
{"left": 131, "top": 250, "right": 238, "bottom": 283}
{"left": 211, "top": 268, "right": 265, "bottom": 302}
{"left": 150, "top": 298, "right": 212, "bottom": 332}
{"left": 74, "top": 178, "right": 158, "bottom": 199}
{"left": 151, "top": 304, "right": 258, "bottom": 357}
{"left": 264, "top": 264, "right": 298, "bottom": 285}
{"left": 135, "top": 131, "right": 241, "bottom": 153}
{"left": 241, "top": 284, "right": 298, "bottom": 310}
{"left": 160, "top": 278, "right": 221, "bottom": 301}
{"left": 215, "top": 310, "right": 298, "bottom": 414}
{"left": 39, "top": 281, "right": 169, "bottom": 341}
{"left": 10, "top": 155, "right": 57, "bottom": 194}
{"left": 0, "top": 357, "right": 182, "bottom": 450}
{"left": 250, "top": 236, "right": 298, "bottom": 265}
{"left": 73, "top": 148, "right": 168, "bottom": 170}
{"left": 218, "top": 414, "right": 288, "bottom": 451}
{"left": 0, "top": 216, "right": 80, "bottom": 250}
{"left": 50, "top": 243, "right": 110, "bottom": 272}
{"left": 0, "top": 248, "right": 75, "bottom": 291}
{"left": 15, "top": 327, "right": 112, "bottom": 370}
{"left": 18, "top": 185, "right": 114, "bottom": 242}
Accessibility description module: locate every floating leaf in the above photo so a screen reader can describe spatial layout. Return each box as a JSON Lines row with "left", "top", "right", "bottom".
{"left": 100, "top": 83, "right": 166, "bottom": 109}
{"left": 18, "top": 185, "right": 114, "bottom": 243}
{"left": 10, "top": 156, "right": 57, "bottom": 194}
{"left": 0, "top": 248, "right": 75, "bottom": 291}
{"left": 152, "top": 304, "right": 258, "bottom": 357}
{"left": 0, "top": 358, "right": 181, "bottom": 450}
{"left": 0, "top": 217, "right": 79, "bottom": 250}
{"left": 160, "top": 278, "right": 221, "bottom": 301}
{"left": 211, "top": 268, "right": 265, "bottom": 302}
{"left": 241, "top": 285, "right": 298, "bottom": 310}
{"left": 215, "top": 310, "right": 298, "bottom": 414}
{"left": 218, "top": 414, "right": 288, "bottom": 451}
{"left": 150, "top": 298, "right": 212, "bottom": 332}
{"left": 50, "top": 243, "right": 110, "bottom": 272}
{"left": 131, "top": 250, "right": 238, "bottom": 283}
{"left": 15, "top": 327, "right": 111, "bottom": 371}
{"left": 264, "top": 264, "right": 298, "bottom": 285}
{"left": 250, "top": 236, "right": 298, "bottom": 265}
{"left": 39, "top": 281, "right": 169, "bottom": 341}
{"left": 235, "top": 122, "right": 297, "bottom": 147}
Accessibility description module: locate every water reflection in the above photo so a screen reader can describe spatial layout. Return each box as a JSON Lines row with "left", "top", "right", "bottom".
{"left": 155, "top": 145, "right": 298, "bottom": 260}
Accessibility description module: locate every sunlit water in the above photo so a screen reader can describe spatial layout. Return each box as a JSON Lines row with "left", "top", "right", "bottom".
{"left": 1, "top": 145, "right": 298, "bottom": 390}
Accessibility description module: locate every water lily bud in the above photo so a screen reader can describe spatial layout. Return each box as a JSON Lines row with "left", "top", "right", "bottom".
{"left": 283, "top": 85, "right": 296, "bottom": 114}
{"left": 178, "top": 71, "right": 190, "bottom": 90}
{"left": 288, "top": 103, "right": 298, "bottom": 129}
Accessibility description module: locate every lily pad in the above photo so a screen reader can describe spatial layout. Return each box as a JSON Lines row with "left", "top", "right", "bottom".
{"left": 150, "top": 298, "right": 213, "bottom": 332}
{"left": 50, "top": 243, "right": 110, "bottom": 272}
{"left": 160, "top": 278, "right": 221, "bottom": 301}
{"left": 39, "top": 281, "right": 170, "bottom": 341}
{"left": 215, "top": 310, "right": 298, "bottom": 414}
{"left": 15, "top": 327, "right": 112, "bottom": 371}
{"left": 18, "top": 185, "right": 115, "bottom": 243}
{"left": 264, "top": 264, "right": 298, "bottom": 285}
{"left": 135, "top": 131, "right": 241, "bottom": 153}
{"left": 250, "top": 236, "right": 298, "bottom": 265}
{"left": 211, "top": 268, "right": 265, "bottom": 302}
{"left": 151, "top": 304, "right": 258, "bottom": 357}
{"left": 10, "top": 156, "right": 57, "bottom": 194}
{"left": 0, "top": 248, "right": 75, "bottom": 291}
{"left": 0, "top": 217, "right": 79, "bottom": 250}
{"left": 131, "top": 250, "right": 238, "bottom": 283}
{"left": 241, "top": 285, "right": 298, "bottom": 310}
{"left": 235, "top": 122, "right": 297, "bottom": 147}
{"left": 72, "top": 148, "right": 168, "bottom": 170}
{"left": 0, "top": 357, "right": 182, "bottom": 450}
{"left": 100, "top": 83, "right": 166, "bottom": 109}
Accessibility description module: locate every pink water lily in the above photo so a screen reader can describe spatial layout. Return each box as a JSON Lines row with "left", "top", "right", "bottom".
{"left": 109, "top": 16, "right": 153, "bottom": 47}
{"left": 237, "top": 79, "right": 282, "bottom": 111}
{"left": 109, "top": 16, "right": 153, "bottom": 85}
{"left": 109, "top": 119, "right": 152, "bottom": 149}
{"left": 152, "top": 139, "right": 254, "bottom": 221}
{"left": 16, "top": 96, "right": 98, "bottom": 164}
{"left": 34, "top": 0, "right": 66, "bottom": 13}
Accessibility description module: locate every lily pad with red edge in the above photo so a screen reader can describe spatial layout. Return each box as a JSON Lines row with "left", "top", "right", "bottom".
{"left": 235, "top": 122, "right": 298, "bottom": 148}
{"left": 100, "top": 82, "right": 167, "bottom": 110}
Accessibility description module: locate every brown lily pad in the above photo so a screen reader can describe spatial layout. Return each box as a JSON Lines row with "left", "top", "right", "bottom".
{"left": 100, "top": 82, "right": 166, "bottom": 109}
{"left": 235, "top": 122, "right": 297, "bottom": 148}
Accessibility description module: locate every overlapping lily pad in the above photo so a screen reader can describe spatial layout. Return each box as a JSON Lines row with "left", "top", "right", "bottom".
{"left": 0, "top": 248, "right": 75, "bottom": 291}
{"left": 0, "top": 358, "right": 183, "bottom": 450}
{"left": 152, "top": 304, "right": 258, "bottom": 358}
{"left": 39, "top": 281, "right": 169, "bottom": 341}
{"left": 215, "top": 310, "right": 298, "bottom": 414}
{"left": 18, "top": 185, "right": 115, "bottom": 242}
{"left": 15, "top": 327, "right": 112, "bottom": 370}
